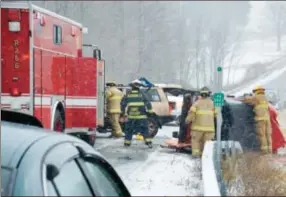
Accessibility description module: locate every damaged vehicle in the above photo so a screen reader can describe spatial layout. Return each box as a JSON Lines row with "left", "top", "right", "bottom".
{"left": 162, "top": 94, "right": 286, "bottom": 154}
{"left": 98, "top": 79, "right": 194, "bottom": 138}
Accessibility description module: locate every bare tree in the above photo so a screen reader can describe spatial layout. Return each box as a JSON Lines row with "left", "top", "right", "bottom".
{"left": 264, "top": 2, "right": 286, "bottom": 52}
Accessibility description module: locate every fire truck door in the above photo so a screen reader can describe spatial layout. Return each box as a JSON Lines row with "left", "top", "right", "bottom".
{"left": 96, "top": 60, "right": 105, "bottom": 127}
{"left": 72, "top": 58, "right": 97, "bottom": 128}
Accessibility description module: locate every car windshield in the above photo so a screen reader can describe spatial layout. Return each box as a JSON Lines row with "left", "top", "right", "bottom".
{"left": 144, "top": 89, "right": 161, "bottom": 102}
{"left": 1, "top": 167, "right": 12, "bottom": 196}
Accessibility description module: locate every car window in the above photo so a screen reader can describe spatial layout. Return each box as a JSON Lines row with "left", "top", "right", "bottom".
{"left": 145, "top": 89, "right": 161, "bottom": 102}
{"left": 49, "top": 160, "right": 93, "bottom": 196}
{"left": 1, "top": 167, "right": 12, "bottom": 196}
{"left": 83, "top": 160, "right": 124, "bottom": 196}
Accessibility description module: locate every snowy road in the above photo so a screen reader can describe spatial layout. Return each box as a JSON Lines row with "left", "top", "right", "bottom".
{"left": 94, "top": 126, "right": 203, "bottom": 196}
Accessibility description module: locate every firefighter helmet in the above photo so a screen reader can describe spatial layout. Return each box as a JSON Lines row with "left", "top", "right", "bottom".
{"left": 200, "top": 86, "right": 211, "bottom": 97}
{"left": 252, "top": 84, "right": 265, "bottom": 93}
{"left": 106, "top": 81, "right": 116, "bottom": 86}
{"left": 131, "top": 79, "right": 143, "bottom": 87}
{"left": 200, "top": 86, "right": 211, "bottom": 94}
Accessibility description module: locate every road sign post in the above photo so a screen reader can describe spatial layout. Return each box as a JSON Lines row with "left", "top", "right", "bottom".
{"left": 214, "top": 65, "right": 224, "bottom": 193}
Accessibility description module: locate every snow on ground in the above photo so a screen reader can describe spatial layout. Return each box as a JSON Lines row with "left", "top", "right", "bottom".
{"left": 231, "top": 62, "right": 286, "bottom": 96}
{"left": 125, "top": 126, "right": 203, "bottom": 196}
{"left": 126, "top": 150, "right": 203, "bottom": 196}
{"left": 223, "top": 36, "right": 286, "bottom": 86}
{"left": 95, "top": 126, "right": 203, "bottom": 196}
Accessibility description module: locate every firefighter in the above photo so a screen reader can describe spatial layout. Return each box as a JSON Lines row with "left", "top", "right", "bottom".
{"left": 241, "top": 85, "right": 272, "bottom": 154}
{"left": 185, "top": 87, "right": 217, "bottom": 157}
{"left": 121, "top": 79, "right": 153, "bottom": 148}
{"left": 105, "top": 81, "right": 125, "bottom": 137}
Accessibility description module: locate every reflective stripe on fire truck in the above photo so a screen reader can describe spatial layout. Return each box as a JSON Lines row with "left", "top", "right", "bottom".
{"left": 1, "top": 95, "right": 97, "bottom": 108}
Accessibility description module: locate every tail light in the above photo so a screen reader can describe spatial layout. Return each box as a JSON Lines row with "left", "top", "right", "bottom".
{"left": 10, "top": 88, "right": 21, "bottom": 97}
{"left": 169, "top": 102, "right": 176, "bottom": 114}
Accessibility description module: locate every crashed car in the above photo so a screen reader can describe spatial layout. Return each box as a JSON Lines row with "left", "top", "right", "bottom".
{"left": 162, "top": 95, "right": 286, "bottom": 153}
{"left": 98, "top": 79, "right": 195, "bottom": 138}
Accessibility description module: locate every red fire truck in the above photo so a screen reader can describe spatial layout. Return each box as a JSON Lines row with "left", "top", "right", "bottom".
{"left": 1, "top": 2, "right": 105, "bottom": 144}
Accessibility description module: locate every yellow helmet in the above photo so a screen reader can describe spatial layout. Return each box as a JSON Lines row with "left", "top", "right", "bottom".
{"left": 252, "top": 84, "right": 265, "bottom": 93}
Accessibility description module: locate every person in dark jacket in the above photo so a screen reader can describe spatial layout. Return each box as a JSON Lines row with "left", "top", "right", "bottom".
{"left": 215, "top": 99, "right": 233, "bottom": 141}
{"left": 121, "top": 80, "right": 153, "bottom": 148}
{"left": 178, "top": 93, "right": 193, "bottom": 143}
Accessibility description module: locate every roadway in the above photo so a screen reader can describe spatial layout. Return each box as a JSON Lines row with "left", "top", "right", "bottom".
{"left": 94, "top": 125, "right": 203, "bottom": 196}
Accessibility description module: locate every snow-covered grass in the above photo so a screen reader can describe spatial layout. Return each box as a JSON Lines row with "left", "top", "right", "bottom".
{"left": 223, "top": 36, "right": 286, "bottom": 86}
{"left": 225, "top": 152, "right": 286, "bottom": 196}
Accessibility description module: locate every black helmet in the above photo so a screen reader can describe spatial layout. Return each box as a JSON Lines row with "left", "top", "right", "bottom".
{"left": 200, "top": 86, "right": 211, "bottom": 97}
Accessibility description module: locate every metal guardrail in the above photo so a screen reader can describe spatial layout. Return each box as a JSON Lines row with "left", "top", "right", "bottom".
{"left": 202, "top": 140, "right": 243, "bottom": 196}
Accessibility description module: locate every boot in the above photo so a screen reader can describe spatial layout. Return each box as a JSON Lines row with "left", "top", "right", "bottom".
{"left": 145, "top": 141, "right": 153, "bottom": 149}
{"left": 124, "top": 142, "right": 131, "bottom": 147}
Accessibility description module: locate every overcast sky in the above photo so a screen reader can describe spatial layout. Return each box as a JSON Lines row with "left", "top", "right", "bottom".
{"left": 246, "top": 1, "right": 266, "bottom": 31}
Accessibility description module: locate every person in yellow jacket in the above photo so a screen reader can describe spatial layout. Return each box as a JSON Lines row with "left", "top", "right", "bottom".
{"left": 241, "top": 85, "right": 272, "bottom": 154}
{"left": 105, "top": 82, "right": 125, "bottom": 137}
{"left": 185, "top": 87, "right": 217, "bottom": 157}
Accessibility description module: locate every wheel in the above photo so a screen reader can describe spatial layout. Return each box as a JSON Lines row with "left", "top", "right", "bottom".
{"left": 53, "top": 110, "right": 65, "bottom": 132}
{"left": 148, "top": 117, "right": 159, "bottom": 138}
{"left": 88, "top": 128, "right": 96, "bottom": 147}
{"left": 88, "top": 134, "right": 96, "bottom": 146}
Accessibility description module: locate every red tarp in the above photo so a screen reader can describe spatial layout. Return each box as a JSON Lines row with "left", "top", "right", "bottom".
{"left": 269, "top": 104, "right": 286, "bottom": 153}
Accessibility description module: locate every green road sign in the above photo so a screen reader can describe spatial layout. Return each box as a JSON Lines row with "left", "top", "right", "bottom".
{"left": 217, "top": 66, "right": 222, "bottom": 72}
{"left": 213, "top": 92, "right": 225, "bottom": 107}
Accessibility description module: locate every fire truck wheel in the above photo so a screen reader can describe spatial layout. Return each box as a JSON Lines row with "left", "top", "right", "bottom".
{"left": 148, "top": 117, "right": 159, "bottom": 138}
{"left": 54, "top": 110, "right": 65, "bottom": 132}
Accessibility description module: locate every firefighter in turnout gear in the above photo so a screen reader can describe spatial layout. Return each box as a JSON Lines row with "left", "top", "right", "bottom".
{"left": 242, "top": 85, "right": 272, "bottom": 154}
{"left": 105, "top": 81, "right": 125, "bottom": 137}
{"left": 121, "top": 80, "right": 153, "bottom": 148}
{"left": 185, "top": 87, "right": 217, "bottom": 157}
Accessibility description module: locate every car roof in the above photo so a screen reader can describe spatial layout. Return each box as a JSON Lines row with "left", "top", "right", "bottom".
{"left": 1, "top": 121, "right": 103, "bottom": 168}
{"left": 1, "top": 121, "right": 53, "bottom": 167}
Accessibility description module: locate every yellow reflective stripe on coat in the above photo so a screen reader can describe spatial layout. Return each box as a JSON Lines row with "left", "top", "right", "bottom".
{"left": 254, "top": 104, "right": 268, "bottom": 110}
{"left": 196, "top": 110, "right": 214, "bottom": 115}
{"left": 127, "top": 102, "right": 145, "bottom": 107}
{"left": 145, "top": 138, "right": 152, "bottom": 142}
{"left": 192, "top": 125, "right": 215, "bottom": 132}
{"left": 146, "top": 109, "right": 153, "bottom": 113}
{"left": 127, "top": 94, "right": 141, "bottom": 98}
{"left": 128, "top": 115, "right": 147, "bottom": 119}
{"left": 108, "top": 96, "right": 122, "bottom": 101}
{"left": 109, "top": 109, "right": 121, "bottom": 113}
{"left": 255, "top": 116, "right": 269, "bottom": 121}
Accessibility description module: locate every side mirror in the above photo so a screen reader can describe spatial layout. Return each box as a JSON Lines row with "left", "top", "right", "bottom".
{"left": 93, "top": 49, "right": 101, "bottom": 60}
{"left": 172, "top": 131, "right": 179, "bottom": 138}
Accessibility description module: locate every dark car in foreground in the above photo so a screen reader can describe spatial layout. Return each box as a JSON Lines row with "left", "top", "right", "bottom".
{"left": 1, "top": 111, "right": 131, "bottom": 196}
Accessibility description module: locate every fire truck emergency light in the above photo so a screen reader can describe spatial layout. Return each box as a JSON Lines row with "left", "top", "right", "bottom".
{"left": 9, "top": 22, "right": 21, "bottom": 32}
